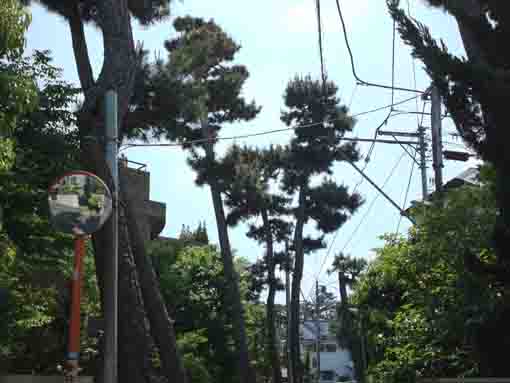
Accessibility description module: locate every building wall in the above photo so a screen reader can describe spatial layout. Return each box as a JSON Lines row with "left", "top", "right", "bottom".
{"left": 119, "top": 162, "right": 166, "bottom": 241}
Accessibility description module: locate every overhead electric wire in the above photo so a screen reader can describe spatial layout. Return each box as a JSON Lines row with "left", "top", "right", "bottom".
{"left": 347, "top": 83, "right": 358, "bottom": 109}
{"left": 336, "top": 152, "right": 406, "bottom": 257}
{"left": 352, "top": 94, "right": 420, "bottom": 118}
{"left": 120, "top": 97, "right": 420, "bottom": 152}
{"left": 391, "top": 19, "right": 397, "bottom": 106}
{"left": 407, "top": 0, "right": 421, "bottom": 128}
{"left": 366, "top": 14, "right": 399, "bottom": 161}
{"left": 334, "top": 0, "right": 423, "bottom": 94}
{"left": 396, "top": 152, "right": 416, "bottom": 234}
{"left": 315, "top": 152, "right": 406, "bottom": 280}
{"left": 316, "top": 0, "right": 327, "bottom": 95}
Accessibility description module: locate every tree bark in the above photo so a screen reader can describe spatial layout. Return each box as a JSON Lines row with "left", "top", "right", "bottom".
{"left": 200, "top": 115, "right": 256, "bottom": 383}
{"left": 290, "top": 187, "right": 306, "bottom": 383}
{"left": 120, "top": 182, "right": 188, "bottom": 383}
{"left": 262, "top": 210, "right": 282, "bottom": 383}
{"left": 338, "top": 273, "right": 348, "bottom": 306}
{"left": 65, "top": 1, "right": 159, "bottom": 381}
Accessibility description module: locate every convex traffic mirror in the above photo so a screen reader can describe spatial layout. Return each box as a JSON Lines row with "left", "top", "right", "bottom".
{"left": 48, "top": 171, "right": 113, "bottom": 236}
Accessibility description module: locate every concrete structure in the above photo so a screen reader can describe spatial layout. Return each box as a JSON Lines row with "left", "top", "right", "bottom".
{"left": 300, "top": 320, "right": 354, "bottom": 383}
{"left": 119, "top": 158, "right": 166, "bottom": 241}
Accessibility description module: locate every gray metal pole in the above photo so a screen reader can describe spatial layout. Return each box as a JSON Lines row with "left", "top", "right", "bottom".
{"left": 431, "top": 86, "right": 444, "bottom": 192}
{"left": 104, "top": 89, "right": 118, "bottom": 383}
{"left": 418, "top": 124, "right": 428, "bottom": 200}
{"left": 315, "top": 280, "right": 320, "bottom": 383}
{"left": 286, "top": 243, "right": 294, "bottom": 383}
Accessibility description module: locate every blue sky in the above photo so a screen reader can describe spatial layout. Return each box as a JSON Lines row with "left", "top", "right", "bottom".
{"left": 26, "top": 0, "right": 476, "bottom": 300}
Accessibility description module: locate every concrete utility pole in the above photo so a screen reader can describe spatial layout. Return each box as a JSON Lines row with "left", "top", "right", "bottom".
{"left": 418, "top": 124, "right": 428, "bottom": 199}
{"left": 285, "top": 242, "right": 294, "bottom": 383}
{"left": 104, "top": 89, "right": 119, "bottom": 383}
{"left": 315, "top": 280, "right": 321, "bottom": 383}
{"left": 431, "top": 85, "right": 444, "bottom": 192}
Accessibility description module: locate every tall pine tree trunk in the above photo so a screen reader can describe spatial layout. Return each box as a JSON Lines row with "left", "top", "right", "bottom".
{"left": 121, "top": 183, "right": 188, "bottom": 383}
{"left": 290, "top": 187, "right": 306, "bottom": 383}
{"left": 262, "top": 210, "right": 282, "bottom": 383}
{"left": 338, "top": 273, "right": 348, "bottom": 306}
{"left": 69, "top": 1, "right": 174, "bottom": 380}
{"left": 200, "top": 115, "right": 256, "bottom": 383}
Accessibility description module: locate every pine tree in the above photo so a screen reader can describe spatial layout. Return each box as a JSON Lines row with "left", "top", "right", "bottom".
{"left": 329, "top": 253, "right": 367, "bottom": 306}
{"left": 388, "top": 0, "right": 510, "bottom": 276}
{"left": 22, "top": 1, "right": 186, "bottom": 382}
{"left": 387, "top": 1, "right": 510, "bottom": 375}
{"left": 280, "top": 75, "right": 363, "bottom": 383}
{"left": 147, "top": 16, "right": 261, "bottom": 383}
{"left": 219, "top": 144, "right": 292, "bottom": 383}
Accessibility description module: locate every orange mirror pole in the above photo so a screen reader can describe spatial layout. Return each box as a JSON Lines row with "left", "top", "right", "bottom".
{"left": 66, "top": 236, "right": 86, "bottom": 380}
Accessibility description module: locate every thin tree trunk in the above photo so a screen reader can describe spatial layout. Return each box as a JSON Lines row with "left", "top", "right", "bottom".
{"left": 262, "top": 210, "right": 282, "bottom": 383}
{"left": 120, "top": 182, "right": 188, "bottom": 383}
{"left": 338, "top": 273, "right": 348, "bottom": 306}
{"left": 290, "top": 187, "right": 306, "bottom": 383}
{"left": 200, "top": 115, "right": 256, "bottom": 383}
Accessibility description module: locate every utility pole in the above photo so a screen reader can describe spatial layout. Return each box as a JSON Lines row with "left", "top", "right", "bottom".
{"left": 418, "top": 124, "right": 428, "bottom": 199}
{"left": 430, "top": 85, "right": 444, "bottom": 192}
{"left": 285, "top": 241, "right": 294, "bottom": 383}
{"left": 315, "top": 280, "right": 321, "bottom": 383}
{"left": 104, "top": 89, "right": 118, "bottom": 383}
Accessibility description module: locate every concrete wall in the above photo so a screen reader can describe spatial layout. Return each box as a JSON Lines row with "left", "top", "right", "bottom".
{"left": 0, "top": 376, "right": 93, "bottom": 383}
{"left": 119, "top": 162, "right": 166, "bottom": 241}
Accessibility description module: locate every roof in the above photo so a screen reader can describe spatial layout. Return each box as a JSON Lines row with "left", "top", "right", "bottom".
{"left": 443, "top": 167, "right": 479, "bottom": 190}
{"left": 407, "top": 167, "right": 480, "bottom": 212}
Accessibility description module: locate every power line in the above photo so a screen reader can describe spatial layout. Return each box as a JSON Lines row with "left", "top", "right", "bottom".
{"left": 337, "top": 152, "right": 406, "bottom": 256}
{"left": 407, "top": 0, "right": 421, "bottom": 128}
{"left": 396, "top": 152, "right": 416, "bottom": 234}
{"left": 391, "top": 18, "right": 397, "bottom": 106}
{"left": 316, "top": 0, "right": 327, "bottom": 95}
{"left": 315, "top": 152, "right": 406, "bottom": 279}
{"left": 347, "top": 83, "right": 358, "bottom": 109}
{"left": 334, "top": 0, "right": 423, "bottom": 94}
{"left": 352, "top": 94, "right": 420, "bottom": 118}
{"left": 120, "top": 97, "right": 421, "bottom": 152}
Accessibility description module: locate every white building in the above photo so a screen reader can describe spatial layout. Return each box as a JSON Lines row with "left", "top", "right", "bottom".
{"left": 300, "top": 320, "right": 354, "bottom": 383}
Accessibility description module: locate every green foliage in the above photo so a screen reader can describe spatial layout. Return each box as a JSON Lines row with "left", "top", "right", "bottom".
{"left": 0, "top": 0, "right": 37, "bottom": 145}
{"left": 387, "top": 0, "right": 510, "bottom": 300}
{"left": 350, "top": 168, "right": 507, "bottom": 381}
{"left": 0, "top": 0, "right": 31, "bottom": 58}
{"left": 280, "top": 75, "right": 363, "bottom": 251}
{"left": 148, "top": 239, "right": 262, "bottom": 383}
{"left": 0, "top": 51, "right": 94, "bottom": 374}
{"left": 23, "top": 0, "right": 171, "bottom": 26}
